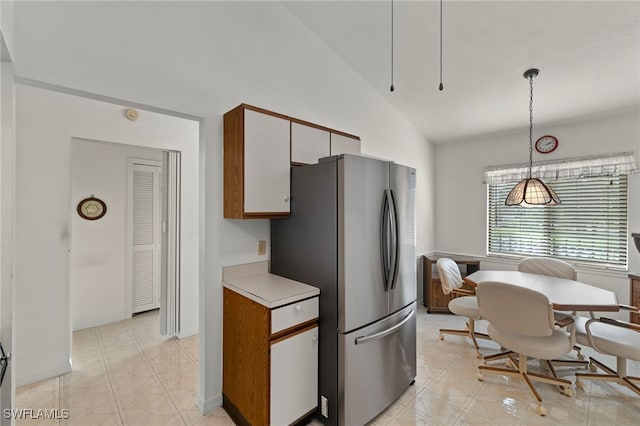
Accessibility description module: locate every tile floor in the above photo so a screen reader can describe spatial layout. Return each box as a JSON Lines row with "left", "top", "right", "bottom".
{"left": 16, "top": 306, "right": 640, "bottom": 425}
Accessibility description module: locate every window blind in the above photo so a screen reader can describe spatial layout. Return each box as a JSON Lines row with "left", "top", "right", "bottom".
{"left": 484, "top": 152, "right": 638, "bottom": 184}
{"left": 487, "top": 175, "right": 628, "bottom": 268}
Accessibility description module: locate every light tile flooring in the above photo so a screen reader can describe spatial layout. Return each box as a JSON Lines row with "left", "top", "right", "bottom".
{"left": 16, "top": 307, "right": 640, "bottom": 425}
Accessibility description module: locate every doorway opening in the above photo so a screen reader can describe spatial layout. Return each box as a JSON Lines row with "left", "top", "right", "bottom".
{"left": 70, "top": 140, "right": 181, "bottom": 340}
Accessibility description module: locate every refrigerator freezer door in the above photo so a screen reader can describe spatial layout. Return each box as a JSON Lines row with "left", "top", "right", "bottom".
{"left": 338, "top": 302, "right": 417, "bottom": 426}
{"left": 389, "top": 163, "right": 417, "bottom": 314}
{"left": 338, "top": 155, "right": 390, "bottom": 332}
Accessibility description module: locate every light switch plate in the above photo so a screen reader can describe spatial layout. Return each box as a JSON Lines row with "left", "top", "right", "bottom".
{"left": 257, "top": 240, "right": 266, "bottom": 256}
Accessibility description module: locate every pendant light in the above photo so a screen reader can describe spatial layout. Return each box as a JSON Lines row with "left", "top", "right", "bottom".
{"left": 390, "top": 0, "right": 395, "bottom": 92}
{"left": 438, "top": 0, "right": 444, "bottom": 91}
{"left": 505, "top": 68, "right": 561, "bottom": 206}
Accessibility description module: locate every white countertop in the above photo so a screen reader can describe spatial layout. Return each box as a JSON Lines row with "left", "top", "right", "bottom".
{"left": 222, "top": 261, "right": 319, "bottom": 308}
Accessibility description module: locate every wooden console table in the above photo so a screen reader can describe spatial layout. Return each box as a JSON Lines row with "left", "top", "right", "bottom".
{"left": 423, "top": 255, "right": 479, "bottom": 313}
{"left": 629, "top": 273, "right": 640, "bottom": 324}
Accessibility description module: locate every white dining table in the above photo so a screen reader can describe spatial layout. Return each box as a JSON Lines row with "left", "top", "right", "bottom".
{"left": 465, "top": 270, "right": 619, "bottom": 312}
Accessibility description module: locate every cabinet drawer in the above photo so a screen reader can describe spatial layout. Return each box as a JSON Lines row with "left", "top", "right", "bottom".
{"left": 272, "top": 297, "right": 319, "bottom": 334}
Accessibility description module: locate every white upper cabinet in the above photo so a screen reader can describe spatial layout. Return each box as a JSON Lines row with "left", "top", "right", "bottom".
{"left": 224, "top": 105, "right": 290, "bottom": 219}
{"left": 244, "top": 109, "right": 290, "bottom": 214}
{"left": 331, "top": 133, "right": 361, "bottom": 156}
{"left": 291, "top": 122, "right": 330, "bottom": 165}
{"left": 224, "top": 103, "right": 360, "bottom": 219}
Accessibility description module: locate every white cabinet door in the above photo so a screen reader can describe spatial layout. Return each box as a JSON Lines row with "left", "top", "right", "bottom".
{"left": 270, "top": 326, "right": 318, "bottom": 426}
{"left": 244, "top": 109, "right": 291, "bottom": 213}
{"left": 330, "top": 133, "right": 361, "bottom": 156}
{"left": 291, "top": 122, "right": 330, "bottom": 164}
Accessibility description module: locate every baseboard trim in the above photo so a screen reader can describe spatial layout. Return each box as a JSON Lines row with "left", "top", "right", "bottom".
{"left": 222, "top": 394, "right": 250, "bottom": 426}
{"left": 16, "top": 362, "right": 72, "bottom": 387}
{"left": 197, "top": 392, "right": 223, "bottom": 416}
{"left": 178, "top": 328, "right": 199, "bottom": 339}
{"left": 73, "top": 314, "right": 128, "bottom": 331}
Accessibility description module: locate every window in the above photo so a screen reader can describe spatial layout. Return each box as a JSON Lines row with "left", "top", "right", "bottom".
{"left": 487, "top": 175, "right": 628, "bottom": 268}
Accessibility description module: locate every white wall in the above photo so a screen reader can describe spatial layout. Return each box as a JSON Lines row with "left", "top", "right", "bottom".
{"left": 1, "top": 1, "right": 16, "bottom": 417}
{"left": 1, "top": 0, "right": 15, "bottom": 61}
{"left": 11, "top": 1, "right": 434, "bottom": 412}
{"left": 14, "top": 84, "right": 199, "bottom": 386}
{"left": 434, "top": 108, "right": 640, "bottom": 316}
{"left": 0, "top": 56, "right": 16, "bottom": 418}
{"left": 70, "top": 140, "right": 163, "bottom": 330}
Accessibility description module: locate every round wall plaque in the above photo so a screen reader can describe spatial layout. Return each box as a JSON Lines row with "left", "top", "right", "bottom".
{"left": 77, "top": 196, "right": 107, "bottom": 220}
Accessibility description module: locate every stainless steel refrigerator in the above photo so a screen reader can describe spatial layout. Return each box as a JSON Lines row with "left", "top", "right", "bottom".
{"left": 271, "top": 154, "right": 417, "bottom": 426}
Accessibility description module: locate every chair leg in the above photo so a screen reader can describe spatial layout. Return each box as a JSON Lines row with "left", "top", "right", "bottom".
{"left": 467, "top": 320, "right": 480, "bottom": 351}
{"left": 548, "top": 358, "right": 589, "bottom": 368}
{"left": 467, "top": 319, "right": 491, "bottom": 358}
{"left": 538, "top": 348, "right": 589, "bottom": 370}
{"left": 477, "top": 353, "right": 572, "bottom": 416}
{"left": 520, "top": 371, "right": 544, "bottom": 410}
{"left": 545, "top": 360, "right": 557, "bottom": 377}
{"left": 575, "top": 356, "right": 640, "bottom": 396}
{"left": 439, "top": 318, "right": 491, "bottom": 358}
{"left": 570, "top": 313, "right": 585, "bottom": 360}
{"left": 591, "top": 357, "right": 616, "bottom": 374}
{"left": 522, "top": 376, "right": 545, "bottom": 404}
{"left": 573, "top": 345, "right": 586, "bottom": 360}
{"left": 439, "top": 328, "right": 471, "bottom": 339}
{"left": 622, "top": 377, "right": 640, "bottom": 395}
{"left": 528, "top": 370, "right": 573, "bottom": 396}
{"left": 483, "top": 350, "right": 513, "bottom": 364}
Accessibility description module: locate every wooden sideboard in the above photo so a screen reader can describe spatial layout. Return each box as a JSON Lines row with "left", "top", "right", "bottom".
{"left": 629, "top": 273, "right": 640, "bottom": 324}
{"left": 423, "top": 255, "right": 479, "bottom": 313}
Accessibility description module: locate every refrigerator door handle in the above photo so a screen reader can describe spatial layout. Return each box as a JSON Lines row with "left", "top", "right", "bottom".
{"left": 388, "top": 189, "right": 399, "bottom": 289}
{"left": 380, "top": 190, "right": 391, "bottom": 290}
{"left": 354, "top": 309, "right": 415, "bottom": 345}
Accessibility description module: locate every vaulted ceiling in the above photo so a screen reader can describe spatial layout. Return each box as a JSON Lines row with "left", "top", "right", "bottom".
{"left": 284, "top": 1, "right": 640, "bottom": 143}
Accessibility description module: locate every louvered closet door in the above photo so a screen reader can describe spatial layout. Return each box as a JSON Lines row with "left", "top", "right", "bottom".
{"left": 131, "top": 164, "right": 161, "bottom": 313}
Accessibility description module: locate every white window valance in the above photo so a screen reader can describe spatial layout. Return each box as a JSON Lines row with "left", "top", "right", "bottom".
{"left": 483, "top": 152, "right": 638, "bottom": 184}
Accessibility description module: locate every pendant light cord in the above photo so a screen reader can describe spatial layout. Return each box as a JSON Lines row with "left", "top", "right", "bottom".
{"left": 528, "top": 73, "right": 534, "bottom": 178}
{"left": 439, "top": 0, "right": 444, "bottom": 91}
{"left": 390, "top": 0, "right": 395, "bottom": 92}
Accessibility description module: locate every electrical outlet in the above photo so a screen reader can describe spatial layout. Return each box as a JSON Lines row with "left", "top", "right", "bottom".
{"left": 257, "top": 240, "right": 266, "bottom": 256}
{"left": 321, "top": 395, "right": 328, "bottom": 418}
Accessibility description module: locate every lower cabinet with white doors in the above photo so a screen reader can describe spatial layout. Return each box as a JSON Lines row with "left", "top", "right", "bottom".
{"left": 222, "top": 261, "right": 319, "bottom": 426}
{"left": 270, "top": 326, "right": 318, "bottom": 426}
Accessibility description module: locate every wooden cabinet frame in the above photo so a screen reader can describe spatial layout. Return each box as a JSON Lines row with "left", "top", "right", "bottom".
{"left": 224, "top": 104, "right": 291, "bottom": 219}
{"left": 223, "top": 103, "right": 360, "bottom": 219}
{"left": 222, "top": 287, "right": 319, "bottom": 425}
{"left": 630, "top": 273, "right": 640, "bottom": 324}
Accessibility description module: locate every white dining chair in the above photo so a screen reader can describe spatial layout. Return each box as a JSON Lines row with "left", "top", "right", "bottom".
{"left": 518, "top": 256, "right": 577, "bottom": 280}
{"left": 436, "top": 258, "right": 490, "bottom": 358}
{"left": 476, "top": 281, "right": 575, "bottom": 416}
{"left": 518, "top": 256, "right": 588, "bottom": 365}
{"left": 575, "top": 314, "right": 640, "bottom": 395}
